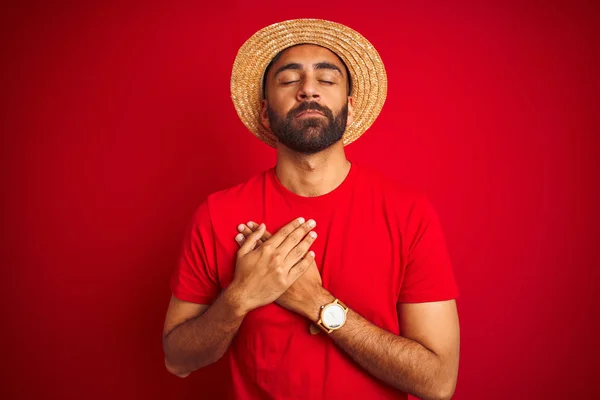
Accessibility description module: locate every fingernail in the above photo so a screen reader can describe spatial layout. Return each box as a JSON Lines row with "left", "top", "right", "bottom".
{"left": 308, "top": 219, "right": 316, "bottom": 228}
{"left": 259, "top": 223, "right": 265, "bottom": 230}
{"left": 298, "top": 217, "right": 305, "bottom": 224}
{"left": 309, "top": 231, "right": 317, "bottom": 239}
{"left": 237, "top": 224, "right": 245, "bottom": 232}
{"left": 309, "top": 251, "right": 315, "bottom": 257}
{"left": 235, "top": 234, "right": 244, "bottom": 241}
{"left": 247, "top": 221, "right": 254, "bottom": 229}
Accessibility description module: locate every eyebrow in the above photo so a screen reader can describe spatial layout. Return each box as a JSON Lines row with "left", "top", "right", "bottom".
{"left": 273, "top": 62, "right": 343, "bottom": 77}
{"left": 314, "top": 62, "right": 342, "bottom": 74}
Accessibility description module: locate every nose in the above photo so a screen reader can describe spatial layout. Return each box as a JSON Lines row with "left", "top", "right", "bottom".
{"left": 296, "top": 77, "right": 320, "bottom": 102}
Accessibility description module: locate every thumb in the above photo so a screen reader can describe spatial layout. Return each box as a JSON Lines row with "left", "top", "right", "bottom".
{"left": 238, "top": 223, "right": 266, "bottom": 257}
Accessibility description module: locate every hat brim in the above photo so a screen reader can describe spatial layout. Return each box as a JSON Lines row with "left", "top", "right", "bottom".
{"left": 230, "top": 19, "right": 387, "bottom": 148}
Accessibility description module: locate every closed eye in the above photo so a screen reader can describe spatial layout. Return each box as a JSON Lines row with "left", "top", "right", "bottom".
{"left": 282, "top": 80, "right": 299, "bottom": 85}
{"left": 319, "top": 80, "right": 334, "bottom": 85}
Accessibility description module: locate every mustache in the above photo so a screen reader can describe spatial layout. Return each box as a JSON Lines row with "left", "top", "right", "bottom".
{"left": 288, "top": 102, "right": 331, "bottom": 117}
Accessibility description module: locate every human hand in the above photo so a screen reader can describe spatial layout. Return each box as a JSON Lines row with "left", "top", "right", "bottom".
{"left": 229, "top": 217, "right": 318, "bottom": 315}
{"left": 234, "top": 221, "right": 272, "bottom": 248}
{"left": 235, "top": 221, "right": 325, "bottom": 320}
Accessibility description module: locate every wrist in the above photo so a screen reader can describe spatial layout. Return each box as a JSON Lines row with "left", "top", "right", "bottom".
{"left": 222, "top": 284, "right": 251, "bottom": 318}
{"left": 303, "top": 288, "right": 335, "bottom": 322}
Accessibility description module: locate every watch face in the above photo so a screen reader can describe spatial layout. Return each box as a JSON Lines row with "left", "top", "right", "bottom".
{"left": 322, "top": 304, "right": 345, "bottom": 329}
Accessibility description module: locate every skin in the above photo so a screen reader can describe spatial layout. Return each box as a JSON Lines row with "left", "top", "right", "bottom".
{"left": 235, "top": 222, "right": 459, "bottom": 400}
{"left": 260, "top": 44, "right": 355, "bottom": 197}
{"left": 163, "top": 218, "right": 318, "bottom": 376}
{"left": 163, "top": 44, "right": 460, "bottom": 400}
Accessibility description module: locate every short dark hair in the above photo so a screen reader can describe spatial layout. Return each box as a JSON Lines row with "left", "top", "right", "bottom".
{"left": 262, "top": 44, "right": 353, "bottom": 99}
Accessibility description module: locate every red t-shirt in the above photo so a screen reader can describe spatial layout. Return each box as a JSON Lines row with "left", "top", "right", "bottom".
{"left": 171, "top": 161, "right": 459, "bottom": 399}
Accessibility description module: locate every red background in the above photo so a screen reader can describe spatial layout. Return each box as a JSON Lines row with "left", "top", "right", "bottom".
{"left": 2, "top": 1, "right": 599, "bottom": 399}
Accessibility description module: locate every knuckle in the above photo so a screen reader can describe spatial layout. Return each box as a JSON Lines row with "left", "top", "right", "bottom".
{"left": 301, "top": 239, "right": 313, "bottom": 250}
{"left": 287, "top": 250, "right": 299, "bottom": 262}
{"left": 283, "top": 226, "right": 295, "bottom": 237}
{"left": 261, "top": 244, "right": 274, "bottom": 254}
{"left": 290, "top": 231, "right": 303, "bottom": 242}
{"left": 270, "top": 252, "right": 283, "bottom": 265}
{"left": 291, "top": 246, "right": 306, "bottom": 259}
{"left": 293, "top": 261, "right": 308, "bottom": 275}
{"left": 285, "top": 218, "right": 302, "bottom": 232}
{"left": 277, "top": 275, "right": 287, "bottom": 287}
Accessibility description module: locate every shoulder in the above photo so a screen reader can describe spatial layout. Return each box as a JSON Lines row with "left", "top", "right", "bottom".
{"left": 205, "top": 168, "right": 269, "bottom": 211}
{"left": 186, "top": 168, "right": 271, "bottom": 234}
{"left": 352, "top": 162, "right": 442, "bottom": 230}
{"left": 354, "top": 162, "right": 426, "bottom": 210}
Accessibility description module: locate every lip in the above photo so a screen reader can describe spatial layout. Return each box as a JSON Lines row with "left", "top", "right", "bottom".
{"left": 295, "top": 110, "right": 324, "bottom": 118}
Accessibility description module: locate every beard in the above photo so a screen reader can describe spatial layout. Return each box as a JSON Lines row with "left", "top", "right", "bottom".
{"left": 267, "top": 101, "right": 348, "bottom": 155}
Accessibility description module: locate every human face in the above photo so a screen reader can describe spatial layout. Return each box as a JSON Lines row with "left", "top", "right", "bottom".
{"left": 260, "top": 44, "right": 354, "bottom": 154}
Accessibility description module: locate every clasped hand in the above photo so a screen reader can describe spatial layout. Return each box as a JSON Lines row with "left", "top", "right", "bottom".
{"left": 230, "top": 217, "right": 323, "bottom": 318}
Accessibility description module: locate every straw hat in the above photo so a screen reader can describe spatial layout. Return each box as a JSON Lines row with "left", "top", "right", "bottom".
{"left": 230, "top": 19, "right": 387, "bottom": 147}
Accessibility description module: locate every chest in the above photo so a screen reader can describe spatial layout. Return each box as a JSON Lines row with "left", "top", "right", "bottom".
{"left": 213, "top": 197, "right": 406, "bottom": 332}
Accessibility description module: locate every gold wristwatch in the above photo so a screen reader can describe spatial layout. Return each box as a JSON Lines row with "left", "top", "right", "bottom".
{"left": 310, "top": 299, "right": 348, "bottom": 334}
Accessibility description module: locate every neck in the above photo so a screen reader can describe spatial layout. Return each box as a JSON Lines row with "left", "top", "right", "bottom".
{"left": 274, "top": 141, "right": 351, "bottom": 197}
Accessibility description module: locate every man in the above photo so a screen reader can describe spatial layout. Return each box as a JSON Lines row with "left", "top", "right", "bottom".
{"left": 163, "top": 19, "right": 460, "bottom": 400}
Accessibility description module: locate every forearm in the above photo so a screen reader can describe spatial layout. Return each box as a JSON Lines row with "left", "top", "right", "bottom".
{"left": 330, "top": 309, "right": 454, "bottom": 400}
{"left": 303, "top": 291, "right": 455, "bottom": 400}
{"left": 163, "top": 287, "right": 246, "bottom": 377}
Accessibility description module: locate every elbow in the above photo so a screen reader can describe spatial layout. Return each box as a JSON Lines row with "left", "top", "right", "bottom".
{"left": 161, "top": 332, "right": 224, "bottom": 378}
{"left": 428, "top": 354, "right": 458, "bottom": 400}
{"left": 437, "top": 385, "right": 456, "bottom": 400}
{"left": 428, "top": 379, "right": 456, "bottom": 400}
{"left": 165, "top": 357, "right": 191, "bottom": 378}
{"left": 163, "top": 335, "right": 192, "bottom": 378}
{"left": 418, "top": 371, "right": 456, "bottom": 400}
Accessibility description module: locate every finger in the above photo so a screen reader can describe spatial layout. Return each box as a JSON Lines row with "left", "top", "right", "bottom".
{"left": 284, "top": 229, "right": 318, "bottom": 266}
{"left": 277, "top": 219, "right": 316, "bottom": 257}
{"left": 262, "top": 217, "right": 307, "bottom": 248}
{"left": 255, "top": 225, "right": 273, "bottom": 244}
{"left": 235, "top": 222, "right": 272, "bottom": 248}
{"left": 234, "top": 235, "right": 258, "bottom": 249}
{"left": 235, "top": 232, "right": 249, "bottom": 248}
{"left": 288, "top": 250, "right": 315, "bottom": 280}
{"left": 246, "top": 221, "right": 258, "bottom": 230}
{"left": 235, "top": 224, "right": 254, "bottom": 248}
{"left": 240, "top": 224, "right": 254, "bottom": 237}
{"left": 242, "top": 223, "right": 272, "bottom": 244}
{"left": 243, "top": 225, "right": 264, "bottom": 248}
{"left": 238, "top": 223, "right": 266, "bottom": 257}
{"left": 262, "top": 230, "right": 273, "bottom": 241}
{"left": 246, "top": 222, "right": 273, "bottom": 240}
{"left": 235, "top": 232, "right": 244, "bottom": 246}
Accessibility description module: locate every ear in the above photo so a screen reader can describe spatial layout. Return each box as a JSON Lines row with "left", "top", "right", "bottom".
{"left": 346, "top": 96, "right": 355, "bottom": 126}
{"left": 260, "top": 99, "right": 270, "bottom": 130}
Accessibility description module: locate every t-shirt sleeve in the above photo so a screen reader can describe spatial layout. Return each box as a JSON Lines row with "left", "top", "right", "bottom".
{"left": 170, "top": 200, "right": 221, "bottom": 304}
{"left": 398, "top": 195, "right": 459, "bottom": 303}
